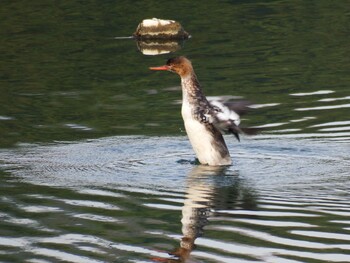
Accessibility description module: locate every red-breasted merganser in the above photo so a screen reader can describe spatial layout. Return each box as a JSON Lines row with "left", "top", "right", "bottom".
{"left": 150, "top": 56, "right": 255, "bottom": 166}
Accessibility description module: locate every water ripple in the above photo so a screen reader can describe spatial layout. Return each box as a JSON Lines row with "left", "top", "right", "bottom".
{"left": 0, "top": 136, "right": 349, "bottom": 262}
{"left": 290, "top": 90, "right": 335, "bottom": 96}
{"left": 295, "top": 103, "right": 350, "bottom": 111}
{"left": 29, "top": 248, "right": 104, "bottom": 263}
{"left": 291, "top": 231, "right": 350, "bottom": 242}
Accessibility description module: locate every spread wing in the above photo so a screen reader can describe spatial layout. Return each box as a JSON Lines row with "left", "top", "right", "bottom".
{"left": 204, "top": 97, "right": 258, "bottom": 141}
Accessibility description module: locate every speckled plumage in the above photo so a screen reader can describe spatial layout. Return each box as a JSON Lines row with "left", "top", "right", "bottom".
{"left": 150, "top": 56, "right": 253, "bottom": 166}
{"left": 180, "top": 73, "right": 232, "bottom": 165}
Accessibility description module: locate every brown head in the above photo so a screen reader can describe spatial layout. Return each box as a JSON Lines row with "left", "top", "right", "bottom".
{"left": 150, "top": 56, "right": 193, "bottom": 77}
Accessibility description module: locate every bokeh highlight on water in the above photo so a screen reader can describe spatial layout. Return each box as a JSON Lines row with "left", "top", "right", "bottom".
{"left": 1, "top": 1, "right": 350, "bottom": 262}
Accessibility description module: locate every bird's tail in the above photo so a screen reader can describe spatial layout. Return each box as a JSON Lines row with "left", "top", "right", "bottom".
{"left": 228, "top": 126, "right": 261, "bottom": 142}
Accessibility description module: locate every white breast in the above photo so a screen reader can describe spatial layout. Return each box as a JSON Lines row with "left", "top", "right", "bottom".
{"left": 181, "top": 98, "right": 232, "bottom": 166}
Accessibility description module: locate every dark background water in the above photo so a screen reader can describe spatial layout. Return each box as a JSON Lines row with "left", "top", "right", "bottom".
{"left": 1, "top": 1, "right": 350, "bottom": 263}
{"left": 1, "top": 0, "right": 350, "bottom": 147}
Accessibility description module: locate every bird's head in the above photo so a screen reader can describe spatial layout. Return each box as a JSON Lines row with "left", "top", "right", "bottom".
{"left": 150, "top": 56, "right": 193, "bottom": 77}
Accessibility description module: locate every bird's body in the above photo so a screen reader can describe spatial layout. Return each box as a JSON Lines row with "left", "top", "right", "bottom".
{"left": 180, "top": 73, "right": 232, "bottom": 165}
{"left": 150, "top": 56, "right": 254, "bottom": 166}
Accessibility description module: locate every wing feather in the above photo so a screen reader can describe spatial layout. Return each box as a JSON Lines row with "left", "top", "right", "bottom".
{"left": 206, "top": 98, "right": 259, "bottom": 141}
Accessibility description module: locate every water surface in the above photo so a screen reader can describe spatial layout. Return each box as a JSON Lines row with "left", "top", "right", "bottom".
{"left": 1, "top": 1, "right": 350, "bottom": 262}
{"left": 0, "top": 136, "right": 349, "bottom": 262}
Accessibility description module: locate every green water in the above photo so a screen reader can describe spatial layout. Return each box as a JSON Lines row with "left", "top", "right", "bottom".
{"left": 1, "top": 1, "right": 350, "bottom": 262}
{"left": 1, "top": 1, "right": 350, "bottom": 147}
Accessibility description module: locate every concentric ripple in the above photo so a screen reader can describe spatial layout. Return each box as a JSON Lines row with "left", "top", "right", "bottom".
{"left": 1, "top": 136, "right": 349, "bottom": 262}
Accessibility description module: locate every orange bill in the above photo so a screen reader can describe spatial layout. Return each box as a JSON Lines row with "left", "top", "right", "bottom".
{"left": 149, "top": 65, "right": 170, "bottom": 71}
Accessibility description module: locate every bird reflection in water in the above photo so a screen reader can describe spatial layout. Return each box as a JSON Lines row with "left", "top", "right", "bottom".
{"left": 153, "top": 165, "right": 257, "bottom": 263}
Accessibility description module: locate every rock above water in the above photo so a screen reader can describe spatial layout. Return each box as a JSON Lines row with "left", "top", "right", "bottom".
{"left": 133, "top": 18, "right": 190, "bottom": 39}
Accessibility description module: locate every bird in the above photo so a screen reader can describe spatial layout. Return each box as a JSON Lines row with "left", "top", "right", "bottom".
{"left": 150, "top": 56, "right": 256, "bottom": 166}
